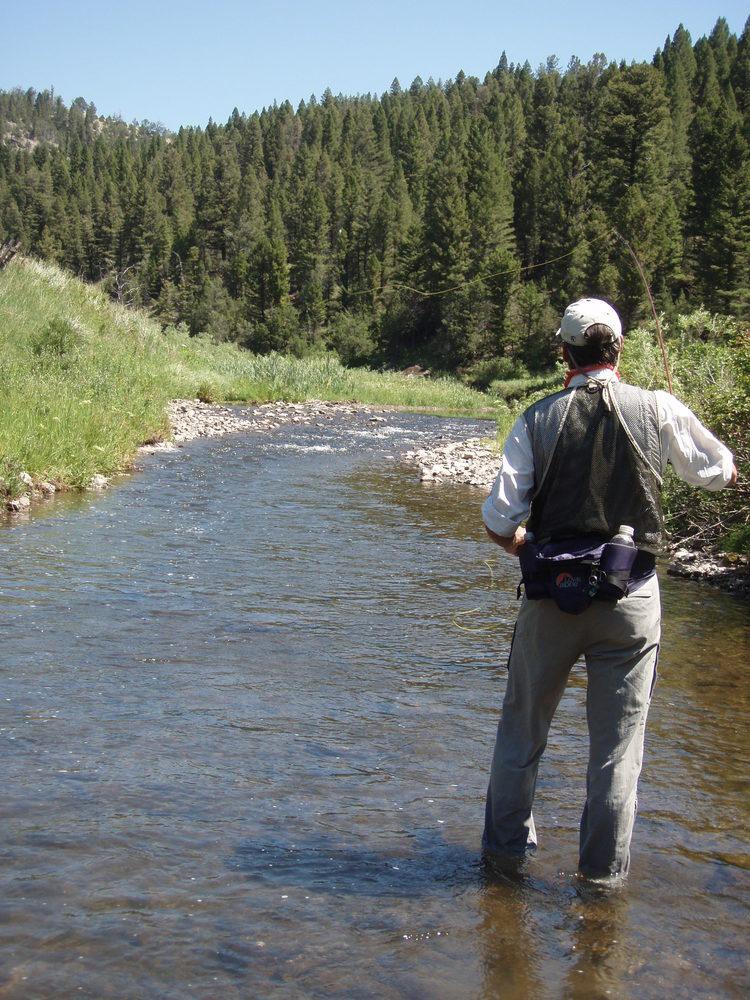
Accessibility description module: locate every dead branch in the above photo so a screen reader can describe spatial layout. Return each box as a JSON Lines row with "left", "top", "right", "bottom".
{"left": 0, "top": 239, "right": 21, "bottom": 270}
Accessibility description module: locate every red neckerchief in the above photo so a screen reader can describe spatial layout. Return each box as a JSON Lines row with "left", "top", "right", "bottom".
{"left": 564, "top": 364, "right": 620, "bottom": 389}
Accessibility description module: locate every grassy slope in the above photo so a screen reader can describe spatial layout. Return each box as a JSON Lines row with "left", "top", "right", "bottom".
{"left": 0, "top": 257, "right": 506, "bottom": 496}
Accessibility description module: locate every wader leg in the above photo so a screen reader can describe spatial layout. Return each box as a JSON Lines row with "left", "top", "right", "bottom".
{"left": 483, "top": 597, "right": 582, "bottom": 860}
{"left": 579, "top": 578, "right": 661, "bottom": 878}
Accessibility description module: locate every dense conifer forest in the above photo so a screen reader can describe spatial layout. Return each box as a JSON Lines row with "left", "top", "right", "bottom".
{"left": 1, "top": 17, "right": 748, "bottom": 375}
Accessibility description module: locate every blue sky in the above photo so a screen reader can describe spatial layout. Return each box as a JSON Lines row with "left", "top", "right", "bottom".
{"left": 3, "top": 1, "right": 747, "bottom": 129}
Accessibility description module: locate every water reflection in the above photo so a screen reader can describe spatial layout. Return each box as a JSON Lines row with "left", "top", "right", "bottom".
{"left": 478, "top": 877, "right": 545, "bottom": 1000}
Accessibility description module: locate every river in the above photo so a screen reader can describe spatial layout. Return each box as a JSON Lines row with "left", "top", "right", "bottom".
{"left": 1, "top": 410, "right": 748, "bottom": 999}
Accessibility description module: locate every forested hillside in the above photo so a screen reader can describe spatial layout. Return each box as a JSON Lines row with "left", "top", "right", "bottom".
{"left": 1, "top": 17, "right": 748, "bottom": 374}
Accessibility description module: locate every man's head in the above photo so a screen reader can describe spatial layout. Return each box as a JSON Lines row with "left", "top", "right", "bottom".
{"left": 556, "top": 298, "right": 623, "bottom": 369}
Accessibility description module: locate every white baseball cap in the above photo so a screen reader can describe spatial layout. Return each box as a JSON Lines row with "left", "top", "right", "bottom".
{"left": 556, "top": 298, "right": 623, "bottom": 347}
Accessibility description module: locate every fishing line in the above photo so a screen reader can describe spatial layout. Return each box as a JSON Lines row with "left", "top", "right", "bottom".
{"left": 341, "top": 229, "right": 614, "bottom": 301}
{"left": 389, "top": 231, "right": 615, "bottom": 299}
{"left": 450, "top": 559, "right": 504, "bottom": 633}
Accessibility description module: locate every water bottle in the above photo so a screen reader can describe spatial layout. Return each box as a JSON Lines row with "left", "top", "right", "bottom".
{"left": 611, "top": 524, "right": 635, "bottom": 547}
{"left": 603, "top": 524, "right": 636, "bottom": 596}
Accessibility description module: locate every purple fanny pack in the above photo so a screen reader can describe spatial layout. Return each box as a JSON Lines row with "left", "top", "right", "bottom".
{"left": 518, "top": 536, "right": 639, "bottom": 615}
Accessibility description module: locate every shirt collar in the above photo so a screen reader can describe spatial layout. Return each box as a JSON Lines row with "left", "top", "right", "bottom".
{"left": 566, "top": 366, "right": 620, "bottom": 388}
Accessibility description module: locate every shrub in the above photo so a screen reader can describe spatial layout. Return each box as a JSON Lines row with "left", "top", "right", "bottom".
{"left": 323, "top": 312, "right": 376, "bottom": 367}
{"left": 196, "top": 382, "right": 218, "bottom": 404}
{"left": 464, "top": 357, "right": 530, "bottom": 390}
{"left": 30, "top": 318, "right": 81, "bottom": 358}
{"left": 720, "top": 525, "right": 750, "bottom": 555}
{"left": 622, "top": 312, "right": 749, "bottom": 550}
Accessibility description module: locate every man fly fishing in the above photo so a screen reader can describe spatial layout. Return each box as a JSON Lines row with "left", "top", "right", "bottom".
{"left": 481, "top": 297, "right": 737, "bottom": 882}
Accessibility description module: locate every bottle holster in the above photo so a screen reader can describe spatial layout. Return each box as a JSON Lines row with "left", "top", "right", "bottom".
{"left": 518, "top": 539, "right": 639, "bottom": 615}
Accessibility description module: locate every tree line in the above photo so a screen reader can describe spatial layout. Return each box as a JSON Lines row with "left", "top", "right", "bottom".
{"left": 0, "top": 17, "right": 748, "bottom": 376}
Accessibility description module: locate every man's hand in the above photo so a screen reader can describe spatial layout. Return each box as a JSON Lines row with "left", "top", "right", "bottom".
{"left": 730, "top": 463, "right": 739, "bottom": 486}
{"left": 485, "top": 524, "right": 527, "bottom": 556}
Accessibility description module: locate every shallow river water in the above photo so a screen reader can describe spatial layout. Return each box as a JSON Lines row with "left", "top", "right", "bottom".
{"left": 1, "top": 411, "right": 748, "bottom": 1000}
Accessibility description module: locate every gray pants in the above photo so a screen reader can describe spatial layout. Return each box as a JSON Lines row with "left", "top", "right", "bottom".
{"left": 483, "top": 576, "right": 661, "bottom": 877}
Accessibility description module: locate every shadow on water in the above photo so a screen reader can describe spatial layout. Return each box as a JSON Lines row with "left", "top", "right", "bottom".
{"left": 229, "top": 829, "right": 483, "bottom": 898}
{"left": 345, "top": 462, "right": 492, "bottom": 544}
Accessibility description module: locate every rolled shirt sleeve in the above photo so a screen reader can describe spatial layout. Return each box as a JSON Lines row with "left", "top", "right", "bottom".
{"left": 655, "top": 391, "right": 735, "bottom": 490}
{"left": 482, "top": 414, "right": 536, "bottom": 537}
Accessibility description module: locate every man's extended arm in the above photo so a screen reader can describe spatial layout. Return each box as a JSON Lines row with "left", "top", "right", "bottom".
{"left": 655, "top": 391, "right": 738, "bottom": 487}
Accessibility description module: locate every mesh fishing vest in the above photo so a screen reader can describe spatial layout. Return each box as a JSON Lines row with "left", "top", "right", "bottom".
{"left": 524, "top": 380, "right": 664, "bottom": 553}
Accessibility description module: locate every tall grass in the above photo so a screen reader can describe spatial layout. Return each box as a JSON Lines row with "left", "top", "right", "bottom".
{"left": 0, "top": 258, "right": 505, "bottom": 496}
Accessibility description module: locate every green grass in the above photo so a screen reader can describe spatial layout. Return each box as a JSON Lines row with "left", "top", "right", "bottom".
{"left": 0, "top": 257, "right": 506, "bottom": 495}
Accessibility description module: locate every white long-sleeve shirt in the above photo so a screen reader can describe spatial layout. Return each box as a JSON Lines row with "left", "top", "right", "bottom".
{"left": 482, "top": 368, "right": 735, "bottom": 538}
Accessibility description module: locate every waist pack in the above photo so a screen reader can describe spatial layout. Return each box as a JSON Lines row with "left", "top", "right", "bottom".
{"left": 518, "top": 536, "right": 639, "bottom": 615}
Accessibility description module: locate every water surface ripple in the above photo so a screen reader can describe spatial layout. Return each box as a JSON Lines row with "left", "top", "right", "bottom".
{"left": 0, "top": 411, "right": 748, "bottom": 999}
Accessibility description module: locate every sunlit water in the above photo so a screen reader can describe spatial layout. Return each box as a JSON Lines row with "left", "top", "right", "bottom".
{"left": 1, "top": 411, "right": 748, "bottom": 999}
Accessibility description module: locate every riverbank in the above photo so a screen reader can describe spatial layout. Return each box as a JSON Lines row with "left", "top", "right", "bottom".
{"left": 405, "top": 433, "right": 749, "bottom": 596}
{"left": 5, "top": 397, "right": 392, "bottom": 514}
{"left": 665, "top": 547, "right": 750, "bottom": 595}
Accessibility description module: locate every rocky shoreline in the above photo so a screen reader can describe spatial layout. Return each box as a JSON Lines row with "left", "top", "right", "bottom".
{"left": 161, "top": 397, "right": 379, "bottom": 446}
{"left": 664, "top": 547, "right": 749, "bottom": 595}
{"left": 4, "top": 398, "right": 385, "bottom": 514}
{"left": 405, "top": 436, "right": 499, "bottom": 492}
{"left": 405, "top": 434, "right": 749, "bottom": 597}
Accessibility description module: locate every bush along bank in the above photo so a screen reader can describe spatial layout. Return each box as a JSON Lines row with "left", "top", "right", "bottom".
{"left": 0, "top": 256, "right": 508, "bottom": 514}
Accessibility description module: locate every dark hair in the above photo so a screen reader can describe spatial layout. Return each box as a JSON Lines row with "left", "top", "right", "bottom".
{"left": 566, "top": 323, "right": 621, "bottom": 367}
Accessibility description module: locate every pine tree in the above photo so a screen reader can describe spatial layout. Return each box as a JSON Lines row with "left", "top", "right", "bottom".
{"left": 594, "top": 64, "right": 682, "bottom": 320}
{"left": 660, "top": 24, "right": 696, "bottom": 220}
{"left": 421, "top": 142, "right": 473, "bottom": 364}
